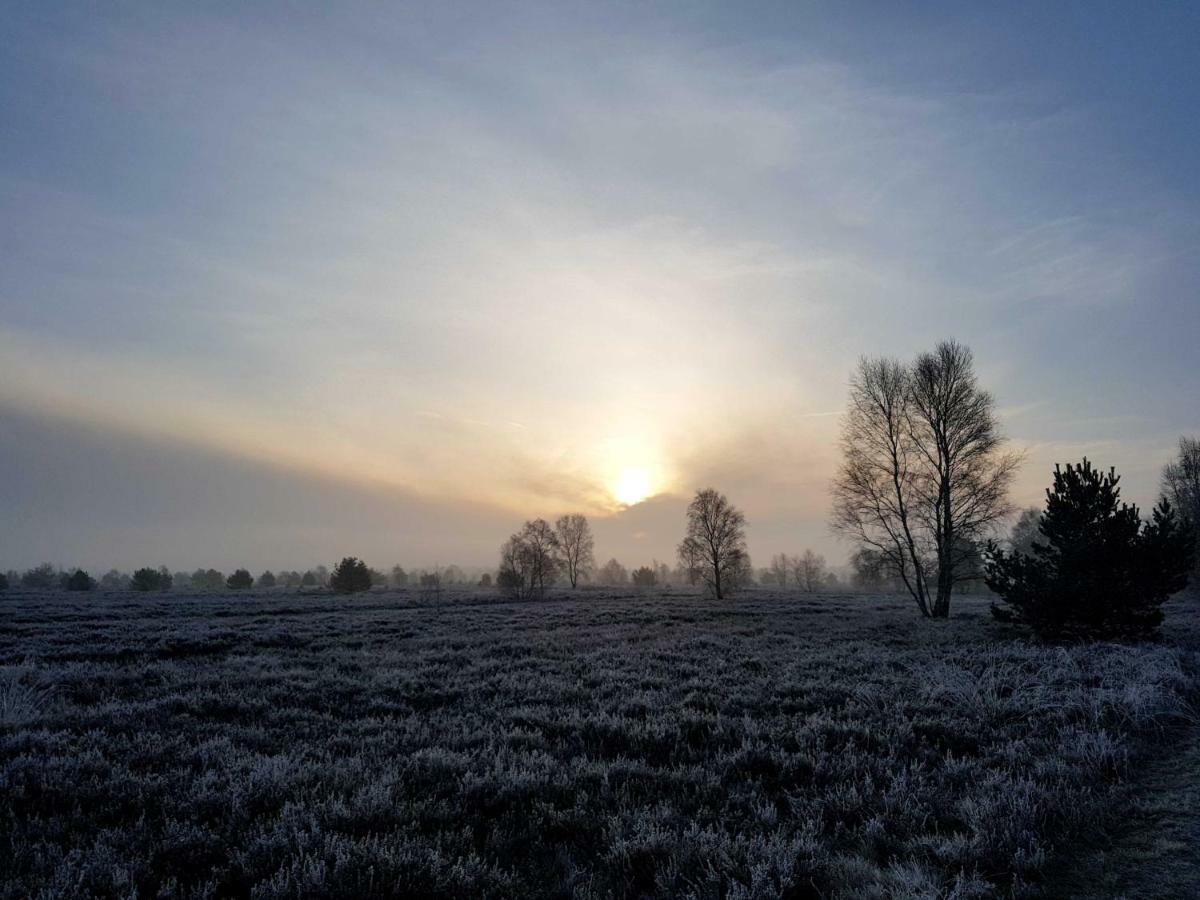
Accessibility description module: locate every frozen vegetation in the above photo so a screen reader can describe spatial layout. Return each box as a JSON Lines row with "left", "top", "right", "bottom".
{"left": 1, "top": 588, "right": 1197, "bottom": 898}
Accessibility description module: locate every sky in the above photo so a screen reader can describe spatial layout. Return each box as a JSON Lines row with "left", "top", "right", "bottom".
{"left": 2, "top": 2, "right": 1198, "bottom": 574}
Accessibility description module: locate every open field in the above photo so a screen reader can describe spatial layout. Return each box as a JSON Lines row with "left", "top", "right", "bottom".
{"left": 2, "top": 589, "right": 1198, "bottom": 899}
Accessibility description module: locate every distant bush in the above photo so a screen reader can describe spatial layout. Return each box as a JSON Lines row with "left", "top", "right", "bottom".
{"left": 64, "top": 569, "right": 96, "bottom": 592}
{"left": 21, "top": 563, "right": 58, "bottom": 590}
{"left": 190, "top": 568, "right": 226, "bottom": 591}
{"left": 988, "top": 459, "right": 1196, "bottom": 639}
{"left": 479, "top": 572, "right": 492, "bottom": 588}
{"left": 330, "top": 557, "right": 372, "bottom": 593}
{"left": 257, "top": 570, "right": 277, "bottom": 589}
{"left": 301, "top": 570, "right": 318, "bottom": 587}
{"left": 226, "top": 569, "right": 253, "bottom": 590}
{"left": 99, "top": 569, "right": 130, "bottom": 590}
{"left": 631, "top": 565, "right": 657, "bottom": 588}
{"left": 131, "top": 567, "right": 172, "bottom": 592}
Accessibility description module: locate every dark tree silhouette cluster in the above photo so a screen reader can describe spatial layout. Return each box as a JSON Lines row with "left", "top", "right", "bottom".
{"left": 987, "top": 459, "right": 1195, "bottom": 639}
{"left": 226, "top": 569, "right": 253, "bottom": 590}
{"left": 330, "top": 557, "right": 372, "bottom": 594}
{"left": 131, "top": 567, "right": 173, "bottom": 592}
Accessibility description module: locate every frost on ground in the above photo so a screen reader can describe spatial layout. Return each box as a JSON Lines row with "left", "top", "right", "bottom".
{"left": 0, "top": 589, "right": 1196, "bottom": 899}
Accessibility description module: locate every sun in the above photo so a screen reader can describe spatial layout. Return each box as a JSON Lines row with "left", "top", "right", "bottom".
{"left": 612, "top": 466, "right": 652, "bottom": 506}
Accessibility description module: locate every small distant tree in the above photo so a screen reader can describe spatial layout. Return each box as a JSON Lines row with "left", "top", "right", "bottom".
{"left": 1008, "top": 507, "right": 1042, "bottom": 557}
{"left": 257, "top": 570, "right": 277, "bottom": 589}
{"left": 597, "top": 558, "right": 629, "bottom": 586}
{"left": 419, "top": 569, "right": 444, "bottom": 601}
{"left": 226, "top": 569, "right": 253, "bottom": 590}
{"left": 793, "top": 550, "right": 827, "bottom": 592}
{"left": 497, "top": 519, "right": 561, "bottom": 600}
{"left": 65, "top": 569, "right": 96, "bottom": 591}
{"left": 100, "top": 569, "right": 130, "bottom": 590}
{"left": 330, "top": 557, "right": 372, "bottom": 594}
{"left": 479, "top": 572, "right": 492, "bottom": 588}
{"left": 654, "top": 560, "right": 672, "bottom": 586}
{"left": 192, "top": 569, "right": 225, "bottom": 591}
{"left": 21, "top": 563, "right": 58, "bottom": 590}
{"left": 676, "top": 541, "right": 702, "bottom": 586}
{"left": 987, "top": 459, "right": 1195, "bottom": 639}
{"left": 131, "top": 567, "right": 166, "bottom": 592}
{"left": 849, "top": 548, "right": 885, "bottom": 591}
{"left": 0, "top": 572, "right": 7, "bottom": 591}
{"left": 314, "top": 565, "right": 329, "bottom": 587}
{"left": 301, "top": 570, "right": 318, "bottom": 587}
{"left": 555, "top": 514, "right": 595, "bottom": 588}
{"left": 391, "top": 565, "right": 409, "bottom": 587}
{"left": 766, "top": 553, "right": 791, "bottom": 589}
{"left": 631, "top": 565, "right": 657, "bottom": 588}
{"left": 678, "top": 488, "right": 748, "bottom": 600}
{"left": 1162, "top": 436, "right": 1200, "bottom": 579}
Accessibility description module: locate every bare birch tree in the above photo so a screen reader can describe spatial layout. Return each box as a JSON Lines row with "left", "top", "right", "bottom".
{"left": 832, "top": 341, "right": 1019, "bottom": 618}
{"left": 554, "top": 513, "right": 595, "bottom": 588}
{"left": 794, "top": 550, "right": 826, "bottom": 592}
{"left": 678, "top": 488, "right": 747, "bottom": 600}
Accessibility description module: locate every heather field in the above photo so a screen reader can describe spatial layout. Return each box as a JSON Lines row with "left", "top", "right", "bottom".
{"left": 2, "top": 589, "right": 1198, "bottom": 899}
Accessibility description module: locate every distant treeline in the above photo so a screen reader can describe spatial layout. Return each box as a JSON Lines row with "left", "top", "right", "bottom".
{"left": 3, "top": 341, "right": 1196, "bottom": 642}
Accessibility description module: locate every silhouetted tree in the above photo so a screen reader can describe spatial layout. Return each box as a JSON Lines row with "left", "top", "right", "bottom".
{"left": 631, "top": 565, "right": 657, "bottom": 588}
{"left": 597, "top": 558, "right": 629, "bottom": 586}
{"left": 987, "top": 459, "right": 1195, "bottom": 639}
{"left": 226, "top": 569, "right": 253, "bottom": 590}
{"left": 794, "top": 550, "right": 826, "bottom": 592}
{"left": 497, "top": 520, "right": 561, "bottom": 600}
{"left": 65, "top": 569, "right": 95, "bottom": 591}
{"left": 832, "top": 341, "right": 1019, "bottom": 618}
{"left": 767, "top": 553, "right": 792, "bottom": 588}
{"left": 479, "top": 572, "right": 492, "bottom": 588}
{"left": 678, "top": 488, "right": 748, "bottom": 600}
{"left": 1162, "top": 436, "right": 1200, "bottom": 578}
{"left": 21, "top": 563, "right": 58, "bottom": 590}
{"left": 191, "top": 568, "right": 225, "bottom": 591}
{"left": 131, "top": 567, "right": 170, "bottom": 592}
{"left": 257, "top": 570, "right": 277, "bottom": 589}
{"left": 1008, "top": 507, "right": 1042, "bottom": 557}
{"left": 330, "top": 557, "right": 372, "bottom": 594}
{"left": 555, "top": 514, "right": 595, "bottom": 588}
{"left": 391, "top": 565, "right": 408, "bottom": 587}
{"left": 850, "top": 548, "right": 886, "bottom": 591}
{"left": 301, "top": 570, "right": 318, "bottom": 587}
{"left": 0, "top": 572, "right": 7, "bottom": 592}
{"left": 100, "top": 569, "right": 129, "bottom": 590}
{"left": 418, "top": 568, "right": 444, "bottom": 601}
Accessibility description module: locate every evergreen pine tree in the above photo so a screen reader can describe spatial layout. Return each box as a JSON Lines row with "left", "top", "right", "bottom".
{"left": 330, "top": 557, "right": 372, "bottom": 594}
{"left": 987, "top": 459, "right": 1195, "bottom": 638}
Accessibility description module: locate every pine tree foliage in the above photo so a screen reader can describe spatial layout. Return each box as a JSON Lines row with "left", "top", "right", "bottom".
{"left": 986, "top": 459, "right": 1195, "bottom": 639}
{"left": 330, "top": 557, "right": 372, "bottom": 594}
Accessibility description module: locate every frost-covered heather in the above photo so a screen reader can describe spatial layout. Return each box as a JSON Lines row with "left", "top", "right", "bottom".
{"left": 1, "top": 589, "right": 1196, "bottom": 899}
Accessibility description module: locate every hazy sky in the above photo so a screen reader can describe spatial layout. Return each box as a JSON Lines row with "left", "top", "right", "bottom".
{"left": 2, "top": 3, "right": 1198, "bottom": 573}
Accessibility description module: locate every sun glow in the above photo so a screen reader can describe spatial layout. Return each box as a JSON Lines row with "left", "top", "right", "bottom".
{"left": 612, "top": 466, "right": 653, "bottom": 506}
